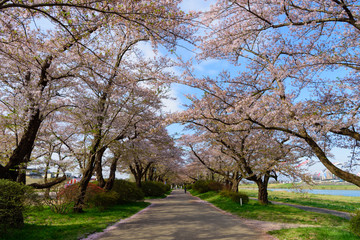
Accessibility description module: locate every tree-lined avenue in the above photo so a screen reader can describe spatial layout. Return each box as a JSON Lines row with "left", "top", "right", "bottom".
{"left": 86, "top": 190, "right": 266, "bottom": 240}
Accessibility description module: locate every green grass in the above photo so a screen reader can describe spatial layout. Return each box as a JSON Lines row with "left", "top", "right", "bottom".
{"left": 1, "top": 202, "right": 150, "bottom": 240}
{"left": 240, "top": 182, "right": 360, "bottom": 190}
{"left": 270, "top": 227, "right": 359, "bottom": 240}
{"left": 191, "top": 190, "right": 347, "bottom": 226}
{"left": 190, "top": 190, "right": 360, "bottom": 240}
{"left": 239, "top": 189, "right": 360, "bottom": 212}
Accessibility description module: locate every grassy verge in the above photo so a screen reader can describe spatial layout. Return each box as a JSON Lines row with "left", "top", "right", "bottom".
{"left": 269, "top": 227, "right": 359, "bottom": 240}
{"left": 240, "top": 182, "right": 360, "bottom": 190}
{"left": 239, "top": 189, "right": 360, "bottom": 212}
{"left": 1, "top": 202, "right": 150, "bottom": 240}
{"left": 190, "top": 190, "right": 359, "bottom": 240}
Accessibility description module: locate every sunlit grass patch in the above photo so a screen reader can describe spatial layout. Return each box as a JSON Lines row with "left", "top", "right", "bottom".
{"left": 239, "top": 189, "right": 360, "bottom": 212}
{"left": 193, "top": 191, "right": 347, "bottom": 226}
{"left": 1, "top": 202, "right": 150, "bottom": 240}
{"left": 269, "top": 227, "right": 360, "bottom": 240}
{"left": 190, "top": 190, "right": 359, "bottom": 240}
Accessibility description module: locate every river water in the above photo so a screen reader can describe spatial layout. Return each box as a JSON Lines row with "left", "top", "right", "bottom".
{"left": 269, "top": 188, "right": 360, "bottom": 197}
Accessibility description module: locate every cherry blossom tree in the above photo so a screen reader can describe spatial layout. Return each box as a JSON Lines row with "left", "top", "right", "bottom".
{"left": 186, "top": 0, "right": 360, "bottom": 186}
{"left": 54, "top": 70, "right": 169, "bottom": 211}
{"left": 0, "top": 4, "right": 198, "bottom": 214}
{"left": 175, "top": 93, "right": 310, "bottom": 204}
{"left": 180, "top": 161, "right": 211, "bottom": 183}
{"left": 0, "top": 0, "right": 196, "bottom": 182}
{"left": 116, "top": 123, "right": 182, "bottom": 188}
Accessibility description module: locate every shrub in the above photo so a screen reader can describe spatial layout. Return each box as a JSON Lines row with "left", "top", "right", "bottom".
{"left": 185, "top": 184, "right": 193, "bottom": 190}
{"left": 44, "top": 196, "right": 73, "bottom": 214}
{"left": 111, "top": 180, "right": 144, "bottom": 203}
{"left": 141, "top": 181, "right": 167, "bottom": 197}
{"left": 350, "top": 210, "right": 360, "bottom": 237}
{"left": 0, "top": 179, "right": 34, "bottom": 231}
{"left": 207, "top": 181, "right": 224, "bottom": 192}
{"left": 57, "top": 182, "right": 105, "bottom": 206}
{"left": 87, "top": 191, "right": 119, "bottom": 210}
{"left": 164, "top": 184, "right": 171, "bottom": 193}
{"left": 192, "top": 180, "right": 224, "bottom": 193}
{"left": 220, "top": 190, "right": 249, "bottom": 204}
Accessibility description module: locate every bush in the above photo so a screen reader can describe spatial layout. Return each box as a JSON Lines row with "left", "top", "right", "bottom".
{"left": 111, "top": 180, "right": 144, "bottom": 203}
{"left": 0, "top": 179, "right": 34, "bottom": 231}
{"left": 350, "top": 210, "right": 360, "bottom": 237}
{"left": 87, "top": 191, "right": 119, "bottom": 210}
{"left": 44, "top": 195, "right": 73, "bottom": 214}
{"left": 220, "top": 190, "right": 249, "bottom": 204}
{"left": 192, "top": 180, "right": 224, "bottom": 193}
{"left": 141, "top": 181, "right": 167, "bottom": 197}
{"left": 57, "top": 182, "right": 105, "bottom": 206}
{"left": 164, "top": 184, "right": 171, "bottom": 193}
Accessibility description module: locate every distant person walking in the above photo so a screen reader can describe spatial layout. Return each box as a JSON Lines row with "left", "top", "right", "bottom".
{"left": 184, "top": 186, "right": 187, "bottom": 194}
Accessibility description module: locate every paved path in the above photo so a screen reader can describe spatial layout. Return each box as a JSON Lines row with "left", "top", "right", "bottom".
{"left": 88, "top": 190, "right": 269, "bottom": 240}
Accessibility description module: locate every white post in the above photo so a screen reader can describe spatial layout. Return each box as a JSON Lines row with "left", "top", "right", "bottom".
{"left": 240, "top": 198, "right": 243, "bottom": 206}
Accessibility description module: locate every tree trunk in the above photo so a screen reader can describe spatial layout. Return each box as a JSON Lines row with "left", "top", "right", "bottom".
{"left": 95, "top": 147, "right": 106, "bottom": 188}
{"left": 230, "top": 178, "right": 241, "bottom": 192}
{"left": 73, "top": 158, "right": 95, "bottom": 213}
{"left": 129, "top": 165, "right": 142, "bottom": 188}
{"left": 0, "top": 109, "right": 42, "bottom": 180}
{"left": 148, "top": 167, "right": 155, "bottom": 181}
{"left": 73, "top": 137, "right": 101, "bottom": 213}
{"left": 43, "top": 161, "right": 50, "bottom": 198}
{"left": 255, "top": 175, "right": 270, "bottom": 205}
{"left": 304, "top": 136, "right": 360, "bottom": 187}
{"left": 104, "top": 157, "right": 119, "bottom": 191}
{"left": 29, "top": 175, "right": 67, "bottom": 189}
{"left": 16, "top": 163, "right": 27, "bottom": 184}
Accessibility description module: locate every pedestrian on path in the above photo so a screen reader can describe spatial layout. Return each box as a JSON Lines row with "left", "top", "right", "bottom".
{"left": 184, "top": 186, "right": 187, "bottom": 194}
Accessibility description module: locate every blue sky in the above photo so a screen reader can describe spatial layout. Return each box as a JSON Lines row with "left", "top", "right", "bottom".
{"left": 161, "top": 0, "right": 360, "bottom": 177}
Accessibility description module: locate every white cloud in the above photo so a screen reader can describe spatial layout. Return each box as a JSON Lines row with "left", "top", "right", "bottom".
{"left": 162, "top": 85, "right": 184, "bottom": 113}
{"left": 135, "top": 41, "right": 157, "bottom": 59}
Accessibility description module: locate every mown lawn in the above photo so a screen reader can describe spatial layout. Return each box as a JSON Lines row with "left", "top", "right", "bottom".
{"left": 239, "top": 188, "right": 360, "bottom": 212}
{"left": 190, "top": 190, "right": 360, "bottom": 240}
{"left": 240, "top": 182, "right": 360, "bottom": 190}
{"left": 1, "top": 202, "right": 150, "bottom": 240}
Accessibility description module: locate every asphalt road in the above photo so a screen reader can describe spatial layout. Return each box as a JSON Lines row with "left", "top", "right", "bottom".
{"left": 88, "top": 190, "right": 268, "bottom": 240}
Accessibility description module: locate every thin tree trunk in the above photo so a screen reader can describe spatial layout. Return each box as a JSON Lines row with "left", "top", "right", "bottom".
{"left": 104, "top": 157, "right": 119, "bottom": 191}
{"left": 304, "top": 136, "right": 360, "bottom": 187}
{"left": 29, "top": 175, "right": 66, "bottom": 189}
{"left": 44, "top": 161, "right": 50, "bottom": 198}
{"left": 73, "top": 157, "right": 95, "bottom": 213}
{"left": 129, "top": 165, "right": 142, "bottom": 188}
{"left": 73, "top": 136, "right": 101, "bottom": 213}
{"left": 16, "top": 161, "right": 28, "bottom": 184}
{"left": 95, "top": 147, "right": 106, "bottom": 188}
